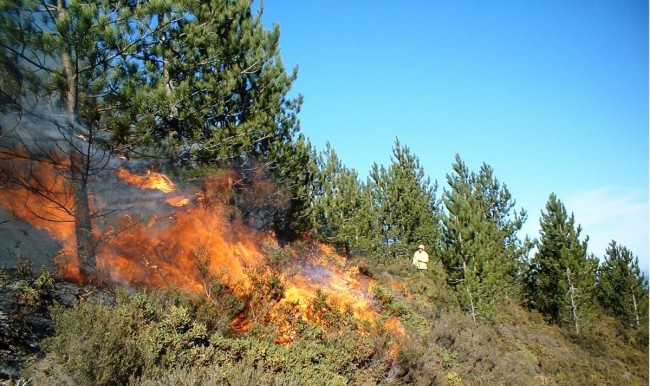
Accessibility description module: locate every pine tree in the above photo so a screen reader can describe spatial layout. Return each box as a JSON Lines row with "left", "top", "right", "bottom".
{"left": 314, "top": 143, "right": 372, "bottom": 256}
{"left": 0, "top": 0, "right": 303, "bottom": 272}
{"left": 106, "top": 0, "right": 301, "bottom": 169}
{"left": 367, "top": 138, "right": 440, "bottom": 260}
{"left": 268, "top": 134, "right": 318, "bottom": 242}
{"left": 598, "top": 241, "right": 649, "bottom": 329}
{"left": 526, "top": 193, "right": 597, "bottom": 332}
{"left": 0, "top": 0, "right": 130, "bottom": 275}
{"left": 440, "top": 155, "right": 529, "bottom": 321}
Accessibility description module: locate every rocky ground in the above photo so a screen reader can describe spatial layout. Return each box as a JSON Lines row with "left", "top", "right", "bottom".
{"left": 0, "top": 269, "right": 115, "bottom": 382}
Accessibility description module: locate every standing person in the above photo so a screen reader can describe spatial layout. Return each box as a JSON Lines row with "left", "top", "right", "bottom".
{"left": 412, "top": 244, "right": 429, "bottom": 270}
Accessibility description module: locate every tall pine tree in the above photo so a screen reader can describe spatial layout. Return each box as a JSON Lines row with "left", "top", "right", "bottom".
{"left": 268, "top": 134, "right": 318, "bottom": 242}
{"left": 440, "top": 155, "right": 529, "bottom": 321}
{"left": 598, "top": 241, "right": 649, "bottom": 329}
{"left": 367, "top": 138, "right": 440, "bottom": 260}
{"left": 526, "top": 193, "right": 598, "bottom": 332}
{"left": 314, "top": 143, "right": 374, "bottom": 256}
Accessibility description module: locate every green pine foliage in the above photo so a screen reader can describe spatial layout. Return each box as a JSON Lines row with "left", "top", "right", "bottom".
{"left": 526, "top": 193, "right": 598, "bottom": 333}
{"left": 105, "top": 0, "right": 302, "bottom": 168}
{"left": 367, "top": 138, "right": 441, "bottom": 260}
{"left": 0, "top": 0, "right": 112, "bottom": 119}
{"left": 440, "top": 155, "right": 530, "bottom": 321}
{"left": 264, "top": 134, "right": 319, "bottom": 241}
{"left": 1, "top": 0, "right": 301, "bottom": 169}
{"left": 598, "top": 241, "right": 649, "bottom": 329}
{"left": 314, "top": 143, "right": 375, "bottom": 256}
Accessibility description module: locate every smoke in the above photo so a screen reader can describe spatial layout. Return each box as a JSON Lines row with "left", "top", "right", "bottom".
{"left": 0, "top": 104, "right": 169, "bottom": 273}
{"left": 0, "top": 107, "right": 380, "bottom": 340}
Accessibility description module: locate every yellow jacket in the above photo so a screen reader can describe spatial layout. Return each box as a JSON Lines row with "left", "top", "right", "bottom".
{"left": 412, "top": 250, "right": 429, "bottom": 270}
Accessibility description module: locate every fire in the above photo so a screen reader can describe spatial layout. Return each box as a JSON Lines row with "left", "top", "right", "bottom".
{"left": 1, "top": 160, "right": 380, "bottom": 343}
{"left": 281, "top": 265, "right": 375, "bottom": 325}
{"left": 384, "top": 316, "right": 406, "bottom": 337}
{"left": 98, "top": 201, "right": 263, "bottom": 292}
{"left": 117, "top": 168, "right": 176, "bottom": 193}
{"left": 386, "top": 276, "right": 412, "bottom": 300}
{"left": 0, "top": 153, "right": 78, "bottom": 272}
{"left": 166, "top": 196, "right": 189, "bottom": 207}
{"left": 118, "top": 169, "right": 190, "bottom": 207}
{"left": 383, "top": 316, "right": 407, "bottom": 360}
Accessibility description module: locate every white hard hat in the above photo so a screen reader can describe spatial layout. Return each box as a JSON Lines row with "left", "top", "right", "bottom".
{"left": 418, "top": 244, "right": 425, "bottom": 249}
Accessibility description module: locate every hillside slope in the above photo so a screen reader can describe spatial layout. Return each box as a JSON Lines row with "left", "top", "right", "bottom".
{"left": 1, "top": 248, "right": 647, "bottom": 386}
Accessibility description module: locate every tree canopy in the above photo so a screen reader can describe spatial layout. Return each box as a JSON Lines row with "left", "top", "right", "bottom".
{"left": 0, "top": 0, "right": 304, "bottom": 272}
{"left": 440, "top": 155, "right": 530, "bottom": 321}
{"left": 367, "top": 138, "right": 440, "bottom": 260}
{"left": 598, "top": 241, "right": 649, "bottom": 329}
{"left": 526, "top": 193, "right": 598, "bottom": 332}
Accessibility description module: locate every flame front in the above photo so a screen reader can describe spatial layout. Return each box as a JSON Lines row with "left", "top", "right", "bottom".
{"left": 1, "top": 165, "right": 378, "bottom": 343}
{"left": 99, "top": 205, "right": 262, "bottom": 292}
{"left": 281, "top": 260, "right": 375, "bottom": 325}
{"left": 166, "top": 196, "right": 189, "bottom": 207}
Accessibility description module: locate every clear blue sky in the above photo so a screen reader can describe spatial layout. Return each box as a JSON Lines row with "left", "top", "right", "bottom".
{"left": 261, "top": 1, "right": 649, "bottom": 272}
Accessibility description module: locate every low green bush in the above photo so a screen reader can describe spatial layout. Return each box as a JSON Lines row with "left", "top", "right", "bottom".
{"left": 43, "top": 301, "right": 144, "bottom": 386}
{"left": 17, "top": 246, "right": 649, "bottom": 386}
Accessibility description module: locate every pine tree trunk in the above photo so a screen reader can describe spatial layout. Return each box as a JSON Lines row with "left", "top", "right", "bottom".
{"left": 58, "top": 0, "right": 78, "bottom": 122}
{"left": 71, "top": 152, "right": 95, "bottom": 276}
{"left": 632, "top": 292, "right": 640, "bottom": 328}
{"left": 467, "top": 285, "right": 477, "bottom": 323}
{"left": 464, "top": 260, "right": 477, "bottom": 322}
{"left": 567, "top": 268, "right": 579, "bottom": 334}
{"left": 58, "top": 0, "right": 95, "bottom": 277}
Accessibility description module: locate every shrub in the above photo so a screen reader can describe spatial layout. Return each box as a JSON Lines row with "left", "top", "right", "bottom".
{"left": 42, "top": 301, "right": 144, "bottom": 386}
{"left": 16, "top": 241, "right": 650, "bottom": 386}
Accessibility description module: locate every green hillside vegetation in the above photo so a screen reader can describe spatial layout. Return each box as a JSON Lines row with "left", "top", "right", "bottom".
{"left": 6, "top": 252, "right": 648, "bottom": 385}
{"left": 0, "top": 1, "right": 648, "bottom": 384}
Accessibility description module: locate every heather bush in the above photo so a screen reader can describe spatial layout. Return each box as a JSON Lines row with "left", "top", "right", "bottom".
{"left": 42, "top": 301, "right": 144, "bottom": 386}
{"left": 206, "top": 332, "right": 375, "bottom": 385}
{"left": 142, "top": 305, "right": 210, "bottom": 369}
{"left": 14, "top": 245, "right": 649, "bottom": 386}
{"left": 13, "top": 269, "right": 55, "bottom": 313}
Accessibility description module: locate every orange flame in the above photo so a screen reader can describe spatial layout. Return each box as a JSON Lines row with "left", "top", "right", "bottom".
{"left": 278, "top": 244, "right": 377, "bottom": 326}
{"left": 1, "top": 161, "right": 380, "bottom": 342}
{"left": 386, "top": 276, "right": 413, "bottom": 300}
{"left": 117, "top": 168, "right": 176, "bottom": 193}
{"left": 98, "top": 201, "right": 262, "bottom": 292}
{"left": 0, "top": 153, "right": 78, "bottom": 274}
{"left": 165, "top": 196, "right": 189, "bottom": 207}
{"left": 383, "top": 316, "right": 407, "bottom": 360}
{"left": 384, "top": 316, "right": 406, "bottom": 337}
